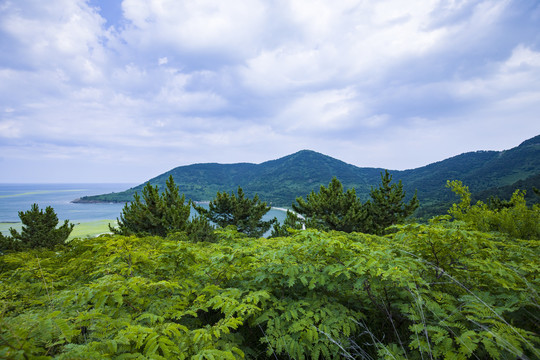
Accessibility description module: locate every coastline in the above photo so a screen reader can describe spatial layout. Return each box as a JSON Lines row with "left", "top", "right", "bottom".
{"left": 0, "top": 219, "right": 116, "bottom": 240}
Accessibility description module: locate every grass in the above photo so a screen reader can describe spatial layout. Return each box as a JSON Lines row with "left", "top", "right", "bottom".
{"left": 69, "top": 220, "right": 116, "bottom": 240}
{"left": 0, "top": 220, "right": 116, "bottom": 240}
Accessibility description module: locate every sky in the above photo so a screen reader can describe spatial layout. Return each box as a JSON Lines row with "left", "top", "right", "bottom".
{"left": 1, "top": 0, "right": 540, "bottom": 183}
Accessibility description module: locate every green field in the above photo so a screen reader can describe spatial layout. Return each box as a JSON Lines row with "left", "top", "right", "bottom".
{"left": 0, "top": 220, "right": 116, "bottom": 240}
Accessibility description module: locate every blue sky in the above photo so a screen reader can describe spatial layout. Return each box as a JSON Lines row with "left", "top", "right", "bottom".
{"left": 1, "top": 0, "right": 540, "bottom": 183}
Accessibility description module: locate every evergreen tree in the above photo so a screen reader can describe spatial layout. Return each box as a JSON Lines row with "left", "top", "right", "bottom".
{"left": 270, "top": 210, "right": 303, "bottom": 237}
{"left": 292, "top": 177, "right": 368, "bottom": 232}
{"left": 2, "top": 204, "right": 74, "bottom": 251}
{"left": 194, "top": 187, "right": 274, "bottom": 238}
{"left": 366, "top": 170, "right": 419, "bottom": 234}
{"left": 162, "top": 176, "right": 192, "bottom": 233}
{"left": 185, "top": 215, "right": 217, "bottom": 243}
{"left": 111, "top": 176, "right": 191, "bottom": 237}
{"left": 0, "top": 232, "right": 10, "bottom": 252}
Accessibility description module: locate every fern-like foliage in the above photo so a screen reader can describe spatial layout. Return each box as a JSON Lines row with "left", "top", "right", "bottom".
{"left": 0, "top": 215, "right": 538, "bottom": 359}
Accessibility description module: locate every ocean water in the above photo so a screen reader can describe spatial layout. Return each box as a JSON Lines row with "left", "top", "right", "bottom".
{"left": 0, "top": 183, "right": 287, "bottom": 233}
{"left": 0, "top": 183, "right": 136, "bottom": 223}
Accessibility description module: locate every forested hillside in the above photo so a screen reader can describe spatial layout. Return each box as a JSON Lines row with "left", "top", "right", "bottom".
{"left": 75, "top": 151, "right": 385, "bottom": 205}
{"left": 75, "top": 135, "right": 540, "bottom": 218}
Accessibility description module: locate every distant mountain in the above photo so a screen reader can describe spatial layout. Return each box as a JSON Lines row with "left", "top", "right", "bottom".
{"left": 75, "top": 134, "right": 540, "bottom": 218}
{"left": 473, "top": 173, "right": 540, "bottom": 205}
{"left": 75, "top": 150, "right": 384, "bottom": 205}
{"left": 398, "top": 134, "right": 540, "bottom": 216}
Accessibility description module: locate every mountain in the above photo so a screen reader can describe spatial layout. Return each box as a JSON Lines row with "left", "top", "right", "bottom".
{"left": 75, "top": 150, "right": 385, "bottom": 205}
{"left": 397, "top": 134, "right": 540, "bottom": 216}
{"left": 75, "top": 134, "right": 540, "bottom": 217}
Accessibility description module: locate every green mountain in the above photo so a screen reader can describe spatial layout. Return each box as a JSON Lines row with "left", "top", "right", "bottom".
{"left": 398, "top": 134, "right": 540, "bottom": 216}
{"left": 76, "top": 150, "right": 385, "bottom": 205}
{"left": 75, "top": 135, "right": 540, "bottom": 217}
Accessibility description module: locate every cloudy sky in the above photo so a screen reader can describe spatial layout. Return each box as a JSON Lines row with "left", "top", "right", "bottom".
{"left": 1, "top": 0, "right": 539, "bottom": 183}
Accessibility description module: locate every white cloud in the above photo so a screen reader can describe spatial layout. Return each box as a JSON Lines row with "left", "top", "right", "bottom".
{"left": 0, "top": 0, "right": 539, "bottom": 182}
{"left": 0, "top": 120, "right": 21, "bottom": 138}
{"left": 1, "top": 0, "right": 109, "bottom": 79}
{"left": 451, "top": 45, "right": 540, "bottom": 104}
{"left": 120, "top": 0, "right": 267, "bottom": 58}
{"left": 504, "top": 45, "right": 540, "bottom": 69}
{"left": 274, "top": 88, "right": 362, "bottom": 133}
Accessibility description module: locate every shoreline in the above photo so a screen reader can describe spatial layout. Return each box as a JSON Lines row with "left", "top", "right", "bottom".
{"left": 0, "top": 219, "right": 117, "bottom": 240}
{"left": 1, "top": 206, "right": 288, "bottom": 239}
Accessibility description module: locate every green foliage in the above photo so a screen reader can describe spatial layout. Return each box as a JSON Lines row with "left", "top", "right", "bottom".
{"left": 367, "top": 170, "right": 419, "bottom": 235}
{"left": 194, "top": 187, "right": 274, "bottom": 238}
{"left": 293, "top": 174, "right": 417, "bottom": 234}
{"left": 1, "top": 204, "right": 73, "bottom": 251}
{"left": 475, "top": 172, "right": 540, "bottom": 207}
{"left": 1, "top": 224, "right": 538, "bottom": 359}
{"left": 270, "top": 210, "right": 303, "bottom": 237}
{"left": 0, "top": 232, "right": 11, "bottom": 252}
{"left": 112, "top": 175, "right": 191, "bottom": 237}
{"left": 2, "top": 183, "right": 539, "bottom": 359}
{"left": 185, "top": 215, "right": 218, "bottom": 243}
{"left": 447, "top": 180, "right": 540, "bottom": 239}
{"left": 292, "top": 177, "right": 368, "bottom": 232}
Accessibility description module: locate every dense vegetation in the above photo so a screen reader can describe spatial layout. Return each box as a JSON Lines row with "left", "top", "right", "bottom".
{"left": 75, "top": 135, "right": 540, "bottom": 218}
{"left": 0, "top": 204, "right": 74, "bottom": 252}
{"left": 282, "top": 172, "right": 418, "bottom": 235}
{"left": 473, "top": 173, "right": 540, "bottom": 207}
{"left": 1, "top": 177, "right": 539, "bottom": 359}
{"left": 1, "top": 224, "right": 538, "bottom": 358}
{"left": 193, "top": 187, "right": 274, "bottom": 238}
{"left": 112, "top": 176, "right": 216, "bottom": 243}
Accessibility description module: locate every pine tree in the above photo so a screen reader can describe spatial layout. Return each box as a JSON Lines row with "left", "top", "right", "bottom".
{"left": 2, "top": 204, "right": 74, "bottom": 250}
{"left": 292, "top": 177, "right": 368, "bottom": 232}
{"left": 162, "top": 177, "right": 191, "bottom": 234}
{"left": 366, "top": 170, "right": 419, "bottom": 234}
{"left": 111, "top": 176, "right": 191, "bottom": 237}
{"left": 194, "top": 187, "right": 274, "bottom": 238}
{"left": 185, "top": 215, "right": 217, "bottom": 243}
{"left": 270, "top": 210, "right": 303, "bottom": 237}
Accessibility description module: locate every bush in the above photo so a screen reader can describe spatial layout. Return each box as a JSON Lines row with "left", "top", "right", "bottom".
{"left": 447, "top": 180, "right": 540, "bottom": 239}
{"left": 0, "top": 228, "right": 538, "bottom": 359}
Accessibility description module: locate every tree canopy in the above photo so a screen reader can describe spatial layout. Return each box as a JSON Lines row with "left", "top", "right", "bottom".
{"left": 111, "top": 175, "right": 191, "bottom": 237}
{"left": 1, "top": 180, "right": 539, "bottom": 359}
{"left": 194, "top": 187, "right": 274, "bottom": 238}
{"left": 292, "top": 173, "right": 418, "bottom": 234}
{"left": 0, "top": 204, "right": 73, "bottom": 251}
{"left": 292, "top": 177, "right": 368, "bottom": 233}
{"left": 366, "top": 170, "right": 419, "bottom": 234}
{"left": 447, "top": 179, "right": 540, "bottom": 240}
{"left": 270, "top": 209, "right": 304, "bottom": 237}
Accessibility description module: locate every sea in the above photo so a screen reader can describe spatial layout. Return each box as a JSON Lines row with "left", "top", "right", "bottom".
{"left": 0, "top": 183, "right": 287, "bottom": 235}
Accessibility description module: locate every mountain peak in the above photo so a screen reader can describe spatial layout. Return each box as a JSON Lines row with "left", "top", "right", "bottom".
{"left": 519, "top": 134, "right": 540, "bottom": 147}
{"left": 76, "top": 134, "right": 540, "bottom": 215}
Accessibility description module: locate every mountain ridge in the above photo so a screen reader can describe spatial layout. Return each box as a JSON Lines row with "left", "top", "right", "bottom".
{"left": 75, "top": 135, "right": 540, "bottom": 217}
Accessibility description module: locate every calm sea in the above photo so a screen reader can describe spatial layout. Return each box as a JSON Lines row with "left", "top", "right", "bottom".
{"left": 0, "top": 183, "right": 136, "bottom": 223}
{"left": 0, "top": 183, "right": 287, "bottom": 232}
